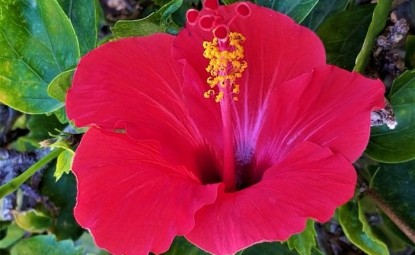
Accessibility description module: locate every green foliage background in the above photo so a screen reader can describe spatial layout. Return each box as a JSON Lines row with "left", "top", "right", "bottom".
{"left": 1, "top": 0, "right": 415, "bottom": 254}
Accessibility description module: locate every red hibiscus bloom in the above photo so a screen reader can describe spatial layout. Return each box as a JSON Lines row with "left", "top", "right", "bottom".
{"left": 66, "top": 1, "right": 385, "bottom": 254}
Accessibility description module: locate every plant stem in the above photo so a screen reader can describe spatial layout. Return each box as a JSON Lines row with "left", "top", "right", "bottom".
{"left": 365, "top": 189, "right": 415, "bottom": 244}
{"left": 0, "top": 148, "right": 64, "bottom": 199}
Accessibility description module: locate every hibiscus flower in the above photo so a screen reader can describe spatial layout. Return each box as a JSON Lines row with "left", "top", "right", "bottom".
{"left": 66, "top": 1, "right": 385, "bottom": 254}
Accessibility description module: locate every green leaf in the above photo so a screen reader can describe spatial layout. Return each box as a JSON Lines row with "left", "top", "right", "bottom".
{"left": 13, "top": 114, "right": 65, "bottom": 151}
{"left": 255, "top": 0, "right": 319, "bottom": 23}
{"left": 47, "top": 69, "right": 74, "bottom": 103}
{"left": 53, "top": 107, "right": 69, "bottom": 124}
{"left": 172, "top": 0, "right": 199, "bottom": 28}
{"left": 0, "top": 221, "right": 8, "bottom": 240}
{"left": 162, "top": 237, "right": 209, "bottom": 255}
{"left": 405, "top": 35, "right": 415, "bottom": 69}
{"left": 222, "top": 0, "right": 239, "bottom": 4}
{"left": 287, "top": 220, "right": 317, "bottom": 255}
{"left": 353, "top": 0, "right": 392, "bottom": 72}
{"left": 55, "top": 150, "right": 74, "bottom": 181}
{"left": 10, "top": 235, "right": 82, "bottom": 255}
{"left": 370, "top": 216, "right": 408, "bottom": 251}
{"left": 40, "top": 166, "right": 83, "bottom": 240}
{"left": 370, "top": 161, "right": 415, "bottom": 234}
{"left": 366, "top": 70, "right": 415, "bottom": 162}
{"left": 76, "top": 232, "right": 110, "bottom": 255}
{"left": 301, "top": 0, "right": 348, "bottom": 31}
{"left": 241, "top": 242, "right": 297, "bottom": 255}
{"left": 112, "top": 0, "right": 183, "bottom": 38}
{"left": 54, "top": 148, "right": 74, "bottom": 181}
{"left": 317, "top": 4, "right": 375, "bottom": 70}
{"left": 13, "top": 210, "right": 52, "bottom": 233}
{"left": 338, "top": 201, "right": 389, "bottom": 255}
{"left": 25, "top": 114, "right": 65, "bottom": 141}
{"left": 0, "top": 0, "right": 80, "bottom": 113}
{"left": 162, "top": 237, "right": 324, "bottom": 255}
{"left": 0, "top": 223, "right": 25, "bottom": 249}
{"left": 56, "top": 0, "right": 99, "bottom": 55}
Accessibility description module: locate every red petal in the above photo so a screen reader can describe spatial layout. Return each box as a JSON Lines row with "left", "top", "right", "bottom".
{"left": 231, "top": 4, "right": 326, "bottom": 126}
{"left": 66, "top": 34, "right": 222, "bottom": 164}
{"left": 175, "top": 3, "right": 325, "bottom": 84}
{"left": 186, "top": 142, "right": 356, "bottom": 255}
{"left": 257, "top": 65, "right": 385, "bottom": 163}
{"left": 73, "top": 127, "right": 218, "bottom": 255}
{"left": 173, "top": 2, "right": 326, "bottom": 150}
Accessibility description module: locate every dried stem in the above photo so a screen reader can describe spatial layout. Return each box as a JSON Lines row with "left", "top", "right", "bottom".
{"left": 365, "top": 189, "right": 415, "bottom": 244}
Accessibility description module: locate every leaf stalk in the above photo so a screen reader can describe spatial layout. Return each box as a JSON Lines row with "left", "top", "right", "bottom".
{"left": 0, "top": 148, "right": 64, "bottom": 199}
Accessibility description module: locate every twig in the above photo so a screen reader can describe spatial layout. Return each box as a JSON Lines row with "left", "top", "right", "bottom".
{"left": 365, "top": 189, "right": 415, "bottom": 244}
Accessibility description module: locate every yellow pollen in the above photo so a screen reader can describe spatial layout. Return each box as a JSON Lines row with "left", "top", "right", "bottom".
{"left": 202, "top": 32, "right": 247, "bottom": 102}
{"left": 215, "top": 91, "right": 224, "bottom": 102}
{"left": 204, "top": 89, "right": 215, "bottom": 98}
{"left": 232, "top": 84, "right": 240, "bottom": 94}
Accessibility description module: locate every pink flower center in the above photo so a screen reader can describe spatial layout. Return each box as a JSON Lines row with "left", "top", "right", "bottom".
{"left": 202, "top": 29, "right": 247, "bottom": 102}
{"left": 203, "top": 30, "right": 248, "bottom": 192}
{"left": 186, "top": 1, "right": 253, "bottom": 191}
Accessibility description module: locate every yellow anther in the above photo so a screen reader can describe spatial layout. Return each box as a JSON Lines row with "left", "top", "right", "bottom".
{"left": 202, "top": 31, "right": 247, "bottom": 103}
{"left": 233, "top": 84, "right": 240, "bottom": 94}
{"left": 204, "top": 89, "right": 215, "bottom": 98}
{"left": 215, "top": 91, "right": 224, "bottom": 102}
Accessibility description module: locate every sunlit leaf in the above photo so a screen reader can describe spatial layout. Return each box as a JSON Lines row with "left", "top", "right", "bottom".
{"left": 112, "top": 0, "right": 183, "bottom": 38}
{"left": 47, "top": 68, "right": 72, "bottom": 124}
{"left": 0, "top": 223, "right": 25, "bottom": 249}
{"left": 0, "top": 0, "right": 80, "bottom": 113}
{"left": 10, "top": 235, "right": 82, "bottom": 255}
{"left": 52, "top": 107, "right": 70, "bottom": 124}
{"left": 338, "top": 201, "right": 389, "bottom": 255}
{"left": 287, "top": 220, "right": 317, "bottom": 255}
{"left": 54, "top": 150, "right": 74, "bottom": 181}
{"left": 0, "top": 221, "right": 8, "bottom": 240}
{"left": 47, "top": 69, "right": 74, "bottom": 103}
{"left": 13, "top": 210, "right": 52, "bottom": 233}
{"left": 50, "top": 141, "right": 75, "bottom": 181}
{"left": 75, "top": 232, "right": 110, "bottom": 255}
{"left": 354, "top": 0, "right": 392, "bottom": 72}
